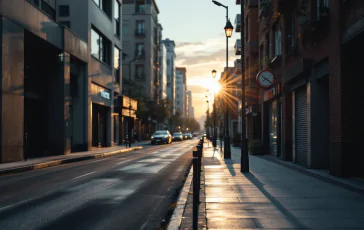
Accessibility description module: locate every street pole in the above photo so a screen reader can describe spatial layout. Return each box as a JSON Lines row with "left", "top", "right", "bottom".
{"left": 224, "top": 6, "right": 231, "bottom": 158}
{"left": 213, "top": 87, "right": 217, "bottom": 148}
{"left": 240, "top": 1, "right": 249, "bottom": 172}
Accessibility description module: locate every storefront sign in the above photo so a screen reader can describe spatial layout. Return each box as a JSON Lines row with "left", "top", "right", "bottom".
{"left": 91, "top": 83, "right": 112, "bottom": 107}
{"left": 100, "top": 90, "right": 110, "bottom": 99}
{"left": 264, "top": 84, "right": 281, "bottom": 101}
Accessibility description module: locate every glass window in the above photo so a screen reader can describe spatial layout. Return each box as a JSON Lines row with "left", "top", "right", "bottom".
{"left": 274, "top": 28, "right": 281, "bottom": 56}
{"left": 122, "top": 22, "right": 128, "bottom": 34}
{"left": 135, "top": 64, "right": 144, "bottom": 79}
{"left": 93, "top": 0, "right": 111, "bottom": 17}
{"left": 114, "top": 0, "right": 120, "bottom": 36}
{"left": 91, "top": 29, "right": 100, "bottom": 58}
{"left": 59, "top": 5, "right": 70, "bottom": 17}
{"left": 91, "top": 28, "right": 111, "bottom": 65}
{"left": 114, "top": 47, "right": 120, "bottom": 84}
{"left": 136, "top": 43, "right": 144, "bottom": 57}
{"left": 136, "top": 21, "right": 145, "bottom": 33}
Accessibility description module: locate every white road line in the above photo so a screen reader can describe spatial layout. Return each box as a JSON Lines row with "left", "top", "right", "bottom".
{"left": 117, "top": 159, "right": 134, "bottom": 165}
{"left": 72, "top": 171, "right": 97, "bottom": 180}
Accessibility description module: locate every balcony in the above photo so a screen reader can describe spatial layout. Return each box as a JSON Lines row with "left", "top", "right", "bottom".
{"left": 234, "top": 59, "right": 242, "bottom": 74}
{"left": 235, "top": 39, "right": 241, "bottom": 55}
{"left": 244, "top": 40, "right": 258, "bottom": 55}
{"left": 235, "top": 14, "right": 241, "bottom": 32}
{"left": 135, "top": 29, "right": 146, "bottom": 37}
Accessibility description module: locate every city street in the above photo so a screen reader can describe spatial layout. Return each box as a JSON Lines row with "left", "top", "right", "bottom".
{"left": 0, "top": 140, "right": 197, "bottom": 230}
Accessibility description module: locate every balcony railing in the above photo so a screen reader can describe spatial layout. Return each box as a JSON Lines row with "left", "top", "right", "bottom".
{"left": 235, "top": 39, "right": 241, "bottom": 55}
{"left": 135, "top": 29, "right": 146, "bottom": 36}
{"left": 235, "top": 14, "right": 241, "bottom": 32}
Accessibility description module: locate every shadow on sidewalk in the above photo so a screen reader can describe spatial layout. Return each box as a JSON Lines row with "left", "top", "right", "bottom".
{"left": 243, "top": 172, "right": 307, "bottom": 228}
{"left": 218, "top": 152, "right": 307, "bottom": 229}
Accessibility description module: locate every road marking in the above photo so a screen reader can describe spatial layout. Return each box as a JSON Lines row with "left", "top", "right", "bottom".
{"left": 117, "top": 159, "right": 134, "bottom": 165}
{"left": 72, "top": 171, "right": 97, "bottom": 180}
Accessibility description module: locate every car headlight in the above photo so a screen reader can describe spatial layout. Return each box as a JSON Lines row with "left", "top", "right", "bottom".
{"left": 151, "top": 136, "right": 154, "bottom": 139}
{"left": 164, "top": 135, "right": 168, "bottom": 139}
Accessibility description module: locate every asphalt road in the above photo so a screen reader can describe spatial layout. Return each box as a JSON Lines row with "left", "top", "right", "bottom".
{"left": 0, "top": 139, "right": 198, "bottom": 230}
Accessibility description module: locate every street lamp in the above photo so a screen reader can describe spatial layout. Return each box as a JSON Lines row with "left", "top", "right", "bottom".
{"left": 212, "top": 0, "right": 233, "bottom": 158}
{"left": 205, "top": 92, "right": 210, "bottom": 139}
{"left": 240, "top": 0, "right": 249, "bottom": 172}
{"left": 127, "top": 56, "right": 140, "bottom": 147}
{"left": 212, "top": 70, "right": 217, "bottom": 148}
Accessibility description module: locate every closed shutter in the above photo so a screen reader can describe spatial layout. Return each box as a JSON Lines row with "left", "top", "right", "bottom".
{"left": 295, "top": 86, "right": 308, "bottom": 167}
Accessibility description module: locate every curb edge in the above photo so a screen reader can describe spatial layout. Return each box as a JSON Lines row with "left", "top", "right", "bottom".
{"left": 0, "top": 147, "right": 143, "bottom": 176}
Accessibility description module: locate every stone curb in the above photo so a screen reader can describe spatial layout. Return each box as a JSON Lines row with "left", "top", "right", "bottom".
{"left": 167, "top": 164, "right": 194, "bottom": 230}
{"left": 0, "top": 146, "right": 143, "bottom": 176}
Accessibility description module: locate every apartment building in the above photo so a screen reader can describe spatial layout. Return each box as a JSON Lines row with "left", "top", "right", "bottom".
{"left": 161, "top": 38, "right": 177, "bottom": 115}
{"left": 186, "top": 91, "right": 194, "bottom": 119}
{"left": 236, "top": 0, "right": 364, "bottom": 178}
{"left": 0, "top": 0, "right": 125, "bottom": 163}
{"left": 159, "top": 43, "right": 168, "bottom": 100}
{"left": 122, "top": 0, "right": 161, "bottom": 101}
{"left": 176, "top": 67, "right": 187, "bottom": 118}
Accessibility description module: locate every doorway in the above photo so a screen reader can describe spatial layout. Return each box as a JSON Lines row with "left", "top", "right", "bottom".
{"left": 92, "top": 103, "right": 109, "bottom": 147}
{"left": 24, "top": 31, "right": 60, "bottom": 158}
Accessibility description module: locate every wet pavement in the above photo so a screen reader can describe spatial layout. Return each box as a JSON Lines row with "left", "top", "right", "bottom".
{"left": 0, "top": 140, "right": 197, "bottom": 230}
{"left": 181, "top": 144, "right": 364, "bottom": 229}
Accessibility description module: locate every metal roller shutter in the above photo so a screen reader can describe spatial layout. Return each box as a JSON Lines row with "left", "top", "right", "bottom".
{"left": 295, "top": 86, "right": 308, "bottom": 167}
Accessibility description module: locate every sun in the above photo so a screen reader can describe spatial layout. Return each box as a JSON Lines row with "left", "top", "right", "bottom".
{"left": 205, "top": 79, "right": 220, "bottom": 94}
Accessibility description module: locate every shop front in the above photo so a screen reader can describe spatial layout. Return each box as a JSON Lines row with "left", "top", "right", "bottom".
{"left": 263, "top": 84, "right": 281, "bottom": 157}
{"left": 91, "top": 83, "right": 112, "bottom": 147}
{"left": 121, "top": 96, "right": 138, "bottom": 144}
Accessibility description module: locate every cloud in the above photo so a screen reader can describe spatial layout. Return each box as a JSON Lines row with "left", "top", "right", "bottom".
{"left": 176, "top": 36, "right": 241, "bottom": 119}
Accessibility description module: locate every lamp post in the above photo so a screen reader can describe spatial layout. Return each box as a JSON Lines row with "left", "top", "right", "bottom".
{"left": 128, "top": 56, "right": 139, "bottom": 147}
{"left": 212, "top": 0, "right": 234, "bottom": 159}
{"left": 205, "top": 92, "right": 210, "bottom": 139}
{"left": 212, "top": 70, "right": 217, "bottom": 148}
{"left": 240, "top": 0, "right": 249, "bottom": 172}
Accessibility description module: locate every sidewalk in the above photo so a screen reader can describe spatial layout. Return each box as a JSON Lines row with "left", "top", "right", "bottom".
{"left": 178, "top": 144, "right": 364, "bottom": 229}
{"left": 0, "top": 143, "right": 145, "bottom": 176}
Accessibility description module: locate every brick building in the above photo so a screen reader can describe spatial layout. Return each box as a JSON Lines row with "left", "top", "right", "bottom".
{"left": 237, "top": 0, "right": 364, "bottom": 178}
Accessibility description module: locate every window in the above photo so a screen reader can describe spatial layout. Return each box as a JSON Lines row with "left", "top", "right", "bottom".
{"left": 135, "top": 64, "right": 145, "bottom": 79}
{"left": 91, "top": 28, "right": 111, "bottom": 65}
{"left": 114, "top": 0, "right": 120, "bottom": 37}
{"left": 122, "top": 22, "right": 128, "bottom": 34}
{"left": 167, "top": 60, "right": 170, "bottom": 65}
{"left": 135, "top": 0, "right": 145, "bottom": 13}
{"left": 114, "top": 47, "right": 120, "bottom": 84}
{"left": 59, "top": 21, "right": 71, "bottom": 29}
{"left": 317, "top": 0, "right": 329, "bottom": 19}
{"left": 136, "top": 43, "right": 144, "bottom": 57}
{"left": 267, "top": 33, "right": 272, "bottom": 59}
{"left": 59, "top": 5, "right": 70, "bottom": 17}
{"left": 93, "top": 0, "right": 111, "bottom": 18}
{"left": 285, "top": 15, "right": 297, "bottom": 54}
{"left": 41, "top": 0, "right": 55, "bottom": 19}
{"left": 136, "top": 21, "right": 145, "bottom": 34}
{"left": 274, "top": 27, "right": 282, "bottom": 56}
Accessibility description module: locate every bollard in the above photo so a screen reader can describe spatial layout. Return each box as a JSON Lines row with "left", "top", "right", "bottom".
{"left": 192, "top": 157, "right": 199, "bottom": 230}
{"left": 193, "top": 150, "right": 201, "bottom": 191}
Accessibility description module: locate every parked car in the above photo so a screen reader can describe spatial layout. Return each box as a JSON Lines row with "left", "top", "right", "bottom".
{"left": 151, "top": 130, "right": 172, "bottom": 144}
{"left": 185, "top": 133, "right": 193, "bottom": 139}
{"left": 172, "top": 132, "right": 183, "bottom": 141}
{"left": 182, "top": 133, "right": 189, "bottom": 139}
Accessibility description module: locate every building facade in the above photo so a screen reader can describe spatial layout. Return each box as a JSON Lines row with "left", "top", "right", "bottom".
{"left": 161, "top": 38, "right": 176, "bottom": 115}
{"left": 159, "top": 43, "right": 168, "bottom": 100}
{"left": 0, "top": 0, "right": 125, "bottom": 163}
{"left": 175, "top": 67, "right": 186, "bottom": 118}
{"left": 235, "top": 0, "right": 364, "bottom": 178}
{"left": 121, "top": 0, "right": 161, "bottom": 101}
{"left": 187, "top": 91, "right": 194, "bottom": 119}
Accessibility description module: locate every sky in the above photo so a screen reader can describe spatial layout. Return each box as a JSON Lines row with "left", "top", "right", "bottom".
{"left": 157, "top": 0, "right": 241, "bottom": 128}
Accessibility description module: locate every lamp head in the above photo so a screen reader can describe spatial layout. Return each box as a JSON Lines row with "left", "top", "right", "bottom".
{"left": 225, "top": 20, "right": 234, "bottom": 38}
